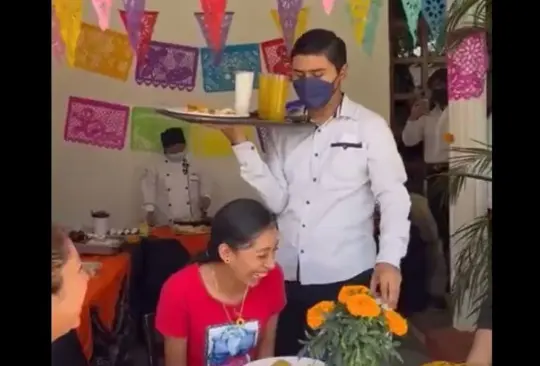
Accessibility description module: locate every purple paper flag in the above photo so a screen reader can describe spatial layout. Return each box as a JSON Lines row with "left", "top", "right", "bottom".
{"left": 194, "top": 12, "right": 234, "bottom": 65}
{"left": 122, "top": 0, "right": 146, "bottom": 51}
{"left": 277, "top": 0, "right": 304, "bottom": 53}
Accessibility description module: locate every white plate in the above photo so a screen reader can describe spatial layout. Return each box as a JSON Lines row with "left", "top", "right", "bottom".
{"left": 245, "top": 357, "right": 324, "bottom": 366}
{"left": 165, "top": 107, "right": 250, "bottom": 118}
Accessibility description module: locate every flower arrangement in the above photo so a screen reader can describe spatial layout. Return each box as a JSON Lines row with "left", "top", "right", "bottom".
{"left": 302, "top": 285, "right": 408, "bottom": 366}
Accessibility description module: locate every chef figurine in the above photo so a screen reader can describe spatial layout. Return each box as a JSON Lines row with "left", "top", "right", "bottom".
{"left": 141, "top": 127, "right": 212, "bottom": 226}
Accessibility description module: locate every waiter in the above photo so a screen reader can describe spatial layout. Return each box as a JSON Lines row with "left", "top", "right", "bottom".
{"left": 401, "top": 69, "right": 450, "bottom": 293}
{"left": 215, "top": 29, "right": 411, "bottom": 356}
{"left": 141, "top": 127, "right": 211, "bottom": 226}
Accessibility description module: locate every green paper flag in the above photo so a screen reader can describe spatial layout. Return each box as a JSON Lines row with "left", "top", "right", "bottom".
{"left": 130, "top": 107, "right": 191, "bottom": 153}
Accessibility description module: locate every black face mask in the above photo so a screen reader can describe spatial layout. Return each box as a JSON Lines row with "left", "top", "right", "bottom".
{"left": 430, "top": 89, "right": 448, "bottom": 108}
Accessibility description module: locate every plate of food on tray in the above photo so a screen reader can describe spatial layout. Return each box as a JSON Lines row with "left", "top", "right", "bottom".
{"left": 172, "top": 223, "right": 210, "bottom": 235}
{"left": 245, "top": 357, "right": 325, "bottom": 366}
{"left": 163, "top": 104, "right": 250, "bottom": 119}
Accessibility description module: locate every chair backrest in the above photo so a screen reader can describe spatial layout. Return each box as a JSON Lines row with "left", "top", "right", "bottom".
{"left": 130, "top": 238, "right": 191, "bottom": 318}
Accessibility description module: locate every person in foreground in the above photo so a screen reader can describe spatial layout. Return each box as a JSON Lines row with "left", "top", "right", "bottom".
{"left": 141, "top": 127, "right": 212, "bottom": 226}
{"left": 217, "top": 29, "right": 411, "bottom": 355}
{"left": 155, "top": 198, "right": 286, "bottom": 366}
{"left": 51, "top": 224, "right": 89, "bottom": 342}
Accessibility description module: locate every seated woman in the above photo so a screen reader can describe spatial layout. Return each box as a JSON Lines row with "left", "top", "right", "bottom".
{"left": 51, "top": 224, "right": 89, "bottom": 342}
{"left": 156, "top": 198, "right": 285, "bottom": 366}
{"left": 466, "top": 290, "right": 492, "bottom": 365}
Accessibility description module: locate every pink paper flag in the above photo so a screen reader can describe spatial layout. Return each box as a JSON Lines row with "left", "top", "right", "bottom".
{"left": 276, "top": 0, "right": 304, "bottom": 53}
{"left": 448, "top": 33, "right": 489, "bottom": 101}
{"left": 122, "top": 0, "right": 146, "bottom": 51}
{"left": 199, "top": 0, "right": 228, "bottom": 54}
{"left": 119, "top": 10, "right": 158, "bottom": 65}
{"left": 194, "top": 12, "right": 234, "bottom": 64}
{"left": 92, "top": 0, "right": 113, "bottom": 30}
{"left": 51, "top": 8, "right": 65, "bottom": 63}
{"left": 64, "top": 97, "right": 130, "bottom": 150}
{"left": 322, "top": 0, "right": 335, "bottom": 14}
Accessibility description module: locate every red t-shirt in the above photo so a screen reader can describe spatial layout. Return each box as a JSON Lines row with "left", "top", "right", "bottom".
{"left": 155, "top": 264, "right": 286, "bottom": 366}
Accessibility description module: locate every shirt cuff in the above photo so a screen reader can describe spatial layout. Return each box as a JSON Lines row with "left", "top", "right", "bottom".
{"left": 143, "top": 204, "right": 155, "bottom": 212}
{"left": 231, "top": 141, "right": 258, "bottom": 166}
{"left": 376, "top": 247, "right": 404, "bottom": 269}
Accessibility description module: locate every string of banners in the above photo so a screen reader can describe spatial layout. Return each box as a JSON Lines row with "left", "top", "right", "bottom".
{"left": 399, "top": 0, "right": 489, "bottom": 100}
{"left": 51, "top": 0, "right": 384, "bottom": 88}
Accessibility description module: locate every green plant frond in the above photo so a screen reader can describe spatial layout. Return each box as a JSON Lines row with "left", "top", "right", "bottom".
{"left": 451, "top": 215, "right": 491, "bottom": 318}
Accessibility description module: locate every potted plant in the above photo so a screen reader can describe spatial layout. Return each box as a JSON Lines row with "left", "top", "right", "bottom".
{"left": 302, "top": 284, "right": 408, "bottom": 366}
{"left": 438, "top": 0, "right": 492, "bottom": 318}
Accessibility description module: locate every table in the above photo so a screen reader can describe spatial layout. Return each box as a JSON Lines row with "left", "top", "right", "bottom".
{"left": 150, "top": 226, "right": 210, "bottom": 256}
{"left": 77, "top": 253, "right": 130, "bottom": 359}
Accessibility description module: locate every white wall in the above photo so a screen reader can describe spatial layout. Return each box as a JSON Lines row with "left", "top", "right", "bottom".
{"left": 52, "top": 0, "right": 390, "bottom": 228}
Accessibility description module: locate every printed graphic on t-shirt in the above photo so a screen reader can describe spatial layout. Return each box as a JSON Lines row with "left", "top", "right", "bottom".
{"left": 205, "top": 320, "right": 259, "bottom": 366}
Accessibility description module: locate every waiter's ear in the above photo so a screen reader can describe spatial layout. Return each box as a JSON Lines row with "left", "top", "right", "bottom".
{"left": 338, "top": 64, "right": 348, "bottom": 81}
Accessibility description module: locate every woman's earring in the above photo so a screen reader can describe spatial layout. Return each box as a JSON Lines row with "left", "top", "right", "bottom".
{"left": 224, "top": 258, "right": 230, "bottom": 263}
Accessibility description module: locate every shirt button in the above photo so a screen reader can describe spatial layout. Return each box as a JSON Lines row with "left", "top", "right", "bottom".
{"left": 168, "top": 203, "right": 172, "bottom": 207}
{"left": 317, "top": 129, "right": 321, "bottom": 133}
{"left": 300, "top": 250, "right": 305, "bottom": 254}
{"left": 185, "top": 186, "right": 189, "bottom": 190}
{"left": 302, "top": 224, "right": 306, "bottom": 228}
{"left": 165, "top": 160, "right": 169, "bottom": 163}
{"left": 306, "top": 201, "right": 310, "bottom": 205}
{"left": 312, "top": 178, "right": 317, "bottom": 182}
{"left": 250, "top": 146, "right": 255, "bottom": 150}
{"left": 166, "top": 173, "right": 170, "bottom": 177}
{"left": 314, "top": 153, "right": 319, "bottom": 157}
{"left": 186, "top": 201, "right": 190, "bottom": 205}
{"left": 167, "top": 188, "right": 171, "bottom": 192}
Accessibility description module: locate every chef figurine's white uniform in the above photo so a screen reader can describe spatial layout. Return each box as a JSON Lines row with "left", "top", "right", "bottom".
{"left": 140, "top": 127, "right": 211, "bottom": 226}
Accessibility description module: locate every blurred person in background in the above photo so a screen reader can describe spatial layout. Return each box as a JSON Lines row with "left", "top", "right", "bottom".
{"left": 141, "top": 127, "right": 212, "bottom": 226}
{"left": 52, "top": 225, "right": 89, "bottom": 342}
{"left": 402, "top": 68, "right": 450, "bottom": 305}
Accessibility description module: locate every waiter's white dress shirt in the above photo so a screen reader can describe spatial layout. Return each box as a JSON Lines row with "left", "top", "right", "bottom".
{"left": 402, "top": 107, "right": 449, "bottom": 164}
{"left": 141, "top": 155, "right": 210, "bottom": 226}
{"left": 232, "top": 96, "right": 411, "bottom": 285}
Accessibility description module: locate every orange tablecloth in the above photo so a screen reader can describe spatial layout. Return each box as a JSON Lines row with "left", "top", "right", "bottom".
{"left": 77, "top": 253, "right": 130, "bottom": 359}
{"left": 151, "top": 226, "right": 210, "bottom": 256}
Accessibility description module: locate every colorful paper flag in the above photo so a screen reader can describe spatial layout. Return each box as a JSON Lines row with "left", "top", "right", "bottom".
{"left": 422, "top": 0, "right": 446, "bottom": 40}
{"left": 346, "top": 0, "right": 372, "bottom": 46}
{"left": 130, "top": 107, "right": 191, "bottom": 153}
{"left": 199, "top": 0, "right": 228, "bottom": 55}
{"left": 448, "top": 33, "right": 488, "bottom": 101}
{"left": 322, "top": 0, "right": 335, "bottom": 14}
{"left": 270, "top": 7, "right": 309, "bottom": 47}
{"left": 64, "top": 96, "right": 130, "bottom": 150}
{"left": 261, "top": 38, "right": 291, "bottom": 76}
{"left": 52, "top": 0, "right": 83, "bottom": 66}
{"left": 119, "top": 10, "right": 158, "bottom": 64}
{"left": 51, "top": 7, "right": 65, "bottom": 63}
{"left": 362, "top": 0, "right": 382, "bottom": 55}
{"left": 275, "top": 0, "right": 304, "bottom": 53}
{"left": 74, "top": 23, "right": 134, "bottom": 81}
{"left": 400, "top": 0, "right": 422, "bottom": 44}
{"left": 122, "top": 0, "right": 146, "bottom": 51}
{"left": 194, "top": 11, "right": 234, "bottom": 64}
{"left": 190, "top": 125, "right": 255, "bottom": 157}
{"left": 91, "top": 0, "right": 112, "bottom": 30}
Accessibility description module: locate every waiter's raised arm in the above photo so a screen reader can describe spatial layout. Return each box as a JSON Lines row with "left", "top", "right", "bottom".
{"left": 231, "top": 133, "right": 289, "bottom": 214}
{"left": 366, "top": 117, "right": 411, "bottom": 268}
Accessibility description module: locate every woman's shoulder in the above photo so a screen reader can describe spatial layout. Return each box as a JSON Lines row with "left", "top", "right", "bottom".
{"left": 162, "top": 263, "right": 200, "bottom": 294}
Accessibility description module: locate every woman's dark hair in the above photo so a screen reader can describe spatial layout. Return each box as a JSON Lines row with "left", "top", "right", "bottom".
{"left": 52, "top": 224, "right": 69, "bottom": 295}
{"left": 193, "top": 199, "right": 276, "bottom": 264}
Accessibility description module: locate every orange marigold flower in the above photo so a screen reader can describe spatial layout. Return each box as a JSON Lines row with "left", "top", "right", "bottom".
{"left": 443, "top": 132, "right": 455, "bottom": 144}
{"left": 337, "top": 285, "right": 370, "bottom": 304}
{"left": 345, "top": 293, "right": 381, "bottom": 318}
{"left": 306, "top": 300, "right": 335, "bottom": 330}
{"left": 384, "top": 309, "right": 408, "bottom": 336}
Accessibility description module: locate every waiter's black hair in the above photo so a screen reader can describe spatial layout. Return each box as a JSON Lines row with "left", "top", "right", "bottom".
{"left": 290, "top": 29, "right": 347, "bottom": 71}
{"left": 193, "top": 199, "right": 276, "bottom": 264}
